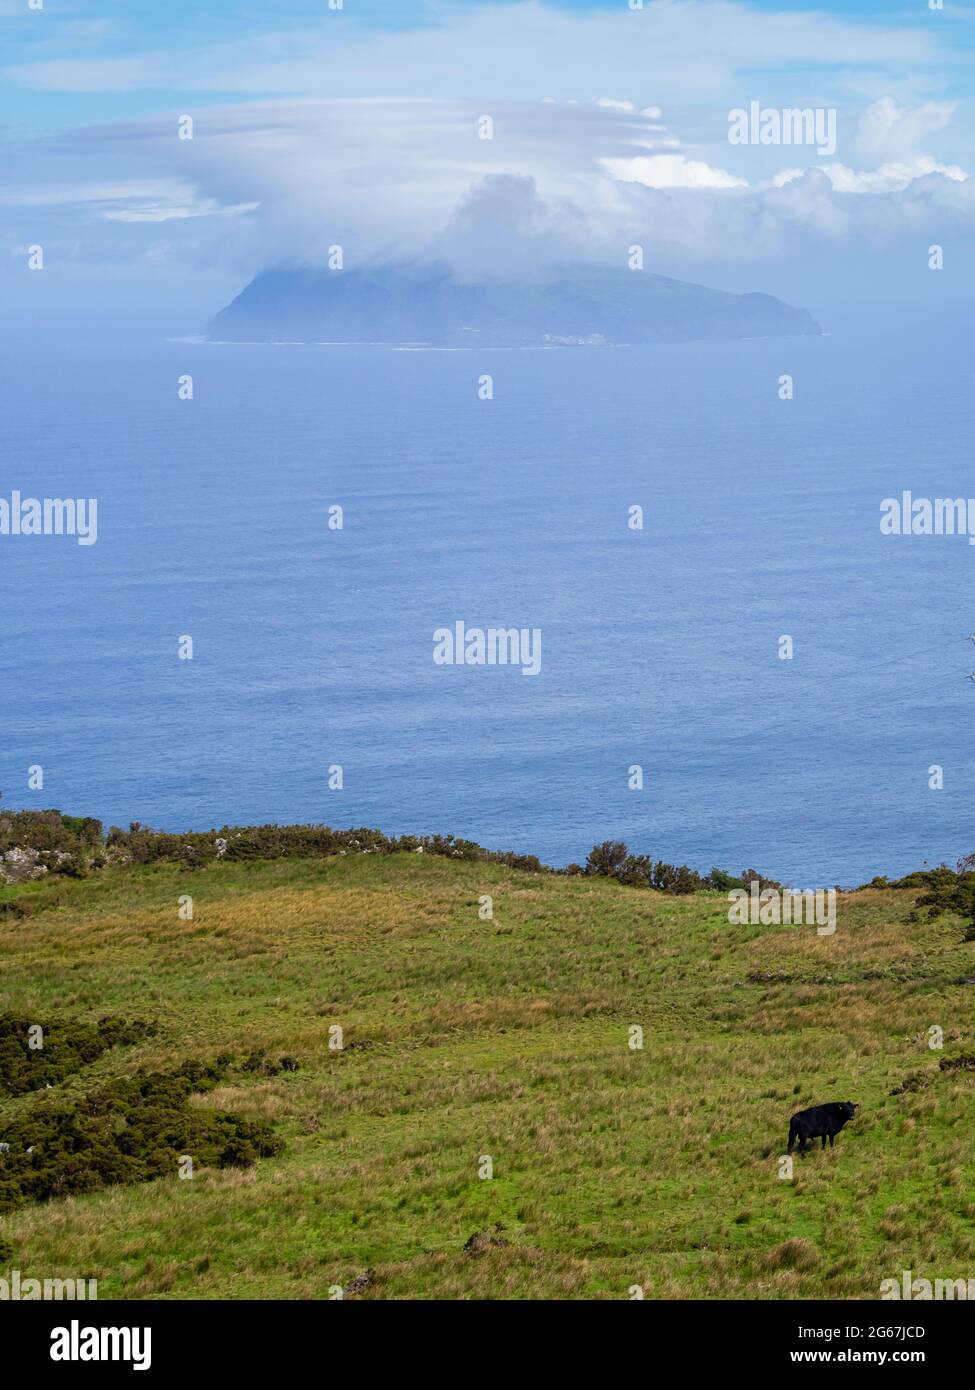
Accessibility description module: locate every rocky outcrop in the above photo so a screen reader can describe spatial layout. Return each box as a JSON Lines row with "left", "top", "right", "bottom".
{"left": 1, "top": 847, "right": 49, "bottom": 884}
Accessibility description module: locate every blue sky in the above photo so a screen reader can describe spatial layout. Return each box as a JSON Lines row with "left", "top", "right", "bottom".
{"left": 3, "top": 0, "right": 970, "bottom": 146}
{"left": 2, "top": 0, "right": 973, "bottom": 328}
{"left": 4, "top": 0, "right": 974, "bottom": 125}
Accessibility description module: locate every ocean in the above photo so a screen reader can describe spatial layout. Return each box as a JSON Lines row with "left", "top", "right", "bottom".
{"left": 3, "top": 308, "right": 972, "bottom": 884}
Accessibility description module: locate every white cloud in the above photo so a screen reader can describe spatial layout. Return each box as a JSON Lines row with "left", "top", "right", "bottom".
{"left": 4, "top": 92, "right": 973, "bottom": 288}
{"left": 103, "top": 200, "right": 257, "bottom": 223}
{"left": 0, "top": 177, "right": 258, "bottom": 222}
{"left": 602, "top": 153, "right": 747, "bottom": 189}
{"left": 768, "top": 98, "right": 970, "bottom": 193}
{"left": 854, "top": 96, "right": 956, "bottom": 163}
{"left": 777, "top": 156, "right": 968, "bottom": 194}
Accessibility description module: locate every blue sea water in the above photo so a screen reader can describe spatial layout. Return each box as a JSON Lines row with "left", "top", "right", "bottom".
{"left": 2, "top": 309, "right": 973, "bottom": 884}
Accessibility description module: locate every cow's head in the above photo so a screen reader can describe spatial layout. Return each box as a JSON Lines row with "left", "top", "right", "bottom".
{"left": 844, "top": 1102, "right": 859, "bottom": 1119}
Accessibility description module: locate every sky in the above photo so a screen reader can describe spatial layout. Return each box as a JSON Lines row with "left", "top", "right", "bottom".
{"left": 1, "top": 0, "right": 973, "bottom": 332}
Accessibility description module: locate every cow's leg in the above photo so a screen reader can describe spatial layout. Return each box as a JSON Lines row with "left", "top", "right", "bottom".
{"left": 829, "top": 1134, "right": 834, "bottom": 1148}
{"left": 821, "top": 1135, "right": 827, "bottom": 1149}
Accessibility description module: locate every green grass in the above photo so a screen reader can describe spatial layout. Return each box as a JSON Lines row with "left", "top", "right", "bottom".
{"left": 1, "top": 853, "right": 973, "bottom": 1299}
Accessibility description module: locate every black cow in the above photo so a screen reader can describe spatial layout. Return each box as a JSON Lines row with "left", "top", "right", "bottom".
{"left": 788, "top": 1101, "right": 858, "bottom": 1152}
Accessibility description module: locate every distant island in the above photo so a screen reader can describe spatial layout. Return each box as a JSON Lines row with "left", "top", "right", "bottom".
{"left": 206, "top": 262, "right": 822, "bottom": 347}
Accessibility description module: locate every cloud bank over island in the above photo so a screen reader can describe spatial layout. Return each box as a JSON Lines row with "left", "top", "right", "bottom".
{"left": 1, "top": 0, "right": 972, "bottom": 325}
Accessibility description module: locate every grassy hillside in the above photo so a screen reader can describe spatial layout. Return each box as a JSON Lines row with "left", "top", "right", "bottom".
{"left": 1, "top": 853, "right": 973, "bottom": 1299}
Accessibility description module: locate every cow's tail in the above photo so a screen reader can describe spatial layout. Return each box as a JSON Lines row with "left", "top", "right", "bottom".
{"left": 787, "top": 1120, "right": 798, "bottom": 1153}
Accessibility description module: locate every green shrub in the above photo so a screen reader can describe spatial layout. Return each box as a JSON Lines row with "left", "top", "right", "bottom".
{"left": 740, "top": 868, "right": 782, "bottom": 893}
{"left": 585, "top": 841, "right": 630, "bottom": 877}
{"left": 0, "top": 1060, "right": 281, "bottom": 1213}
{"left": 0, "top": 810, "right": 102, "bottom": 856}
{"left": 650, "top": 861, "right": 705, "bottom": 894}
{"left": 583, "top": 843, "right": 707, "bottom": 894}
{"left": 0, "top": 1014, "right": 155, "bottom": 1097}
{"left": 911, "top": 868, "right": 975, "bottom": 939}
{"left": 707, "top": 868, "right": 743, "bottom": 892}
{"left": 106, "top": 820, "right": 545, "bottom": 875}
{"left": 240, "top": 1050, "right": 300, "bottom": 1076}
{"left": 615, "top": 854, "right": 653, "bottom": 886}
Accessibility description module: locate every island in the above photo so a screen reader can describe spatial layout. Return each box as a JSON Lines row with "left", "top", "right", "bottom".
{"left": 206, "top": 262, "right": 822, "bottom": 347}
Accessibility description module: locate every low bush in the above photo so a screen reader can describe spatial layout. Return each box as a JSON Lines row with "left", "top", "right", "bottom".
{"left": 240, "top": 1050, "right": 301, "bottom": 1076}
{"left": 0, "top": 1060, "right": 281, "bottom": 1213}
{"left": 0, "top": 1014, "right": 156, "bottom": 1097}
{"left": 584, "top": 842, "right": 737, "bottom": 895}
{"left": 0, "top": 811, "right": 102, "bottom": 856}
{"left": 910, "top": 867, "right": 975, "bottom": 939}
{"left": 107, "top": 821, "right": 545, "bottom": 874}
